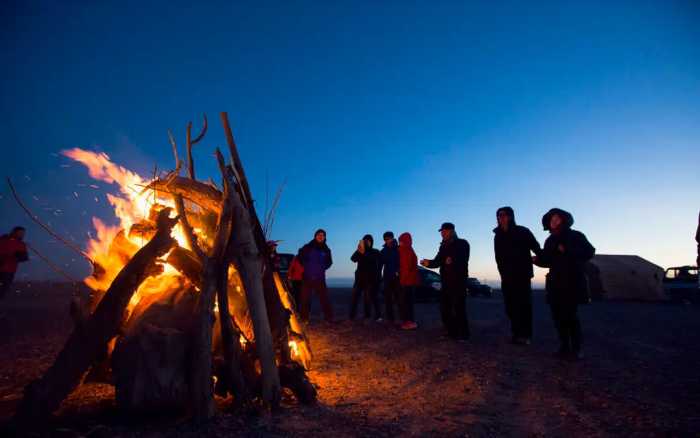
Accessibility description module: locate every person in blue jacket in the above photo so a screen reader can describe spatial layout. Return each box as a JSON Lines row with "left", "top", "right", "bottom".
{"left": 297, "top": 229, "right": 334, "bottom": 323}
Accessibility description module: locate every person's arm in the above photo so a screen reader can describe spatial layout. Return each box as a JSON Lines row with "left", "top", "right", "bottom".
{"left": 494, "top": 236, "right": 504, "bottom": 275}
{"left": 326, "top": 249, "right": 333, "bottom": 270}
{"left": 425, "top": 247, "right": 443, "bottom": 269}
{"left": 566, "top": 231, "right": 595, "bottom": 262}
{"left": 533, "top": 239, "right": 552, "bottom": 268}
{"left": 526, "top": 229, "right": 543, "bottom": 258}
{"left": 351, "top": 250, "right": 361, "bottom": 263}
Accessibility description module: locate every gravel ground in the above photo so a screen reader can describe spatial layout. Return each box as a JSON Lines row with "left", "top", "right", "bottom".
{"left": 0, "top": 282, "right": 698, "bottom": 437}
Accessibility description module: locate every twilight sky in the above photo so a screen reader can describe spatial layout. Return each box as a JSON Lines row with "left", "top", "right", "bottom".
{"left": 1, "top": 0, "right": 698, "bottom": 286}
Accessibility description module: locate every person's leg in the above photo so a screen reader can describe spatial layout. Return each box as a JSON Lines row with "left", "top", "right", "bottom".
{"left": 349, "top": 282, "right": 361, "bottom": 320}
{"left": 453, "top": 287, "right": 469, "bottom": 340}
{"left": 291, "top": 280, "right": 302, "bottom": 309}
{"left": 440, "top": 288, "right": 452, "bottom": 335}
{"left": 569, "top": 302, "right": 582, "bottom": 353}
{"left": 521, "top": 279, "right": 533, "bottom": 340}
{"left": 406, "top": 286, "right": 415, "bottom": 322}
{"left": 549, "top": 296, "right": 570, "bottom": 353}
{"left": 397, "top": 282, "right": 408, "bottom": 322}
{"left": 316, "top": 279, "right": 334, "bottom": 322}
{"left": 300, "top": 280, "right": 313, "bottom": 322}
{"left": 384, "top": 281, "right": 395, "bottom": 322}
{"left": 501, "top": 278, "right": 517, "bottom": 339}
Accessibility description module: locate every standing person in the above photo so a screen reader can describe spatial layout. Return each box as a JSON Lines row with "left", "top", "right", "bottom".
{"left": 380, "top": 231, "right": 401, "bottom": 325}
{"left": 398, "top": 232, "right": 419, "bottom": 330}
{"left": 350, "top": 234, "right": 382, "bottom": 321}
{"left": 420, "top": 222, "right": 470, "bottom": 341}
{"left": 298, "top": 229, "right": 334, "bottom": 323}
{"left": 0, "top": 227, "right": 29, "bottom": 300}
{"left": 493, "top": 207, "right": 542, "bottom": 345}
{"left": 695, "top": 210, "right": 699, "bottom": 268}
{"left": 287, "top": 255, "right": 304, "bottom": 307}
{"left": 534, "top": 208, "right": 595, "bottom": 360}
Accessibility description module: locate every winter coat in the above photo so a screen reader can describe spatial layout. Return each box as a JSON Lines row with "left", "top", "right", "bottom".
{"left": 535, "top": 209, "right": 595, "bottom": 303}
{"left": 426, "top": 234, "right": 470, "bottom": 290}
{"left": 493, "top": 207, "right": 541, "bottom": 280}
{"left": 0, "top": 235, "right": 28, "bottom": 273}
{"left": 380, "top": 240, "right": 400, "bottom": 281}
{"left": 398, "top": 233, "right": 420, "bottom": 286}
{"left": 351, "top": 247, "right": 382, "bottom": 287}
{"left": 298, "top": 240, "right": 332, "bottom": 281}
{"left": 287, "top": 256, "right": 304, "bottom": 282}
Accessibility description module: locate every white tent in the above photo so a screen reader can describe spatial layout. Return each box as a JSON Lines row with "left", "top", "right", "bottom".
{"left": 585, "top": 255, "right": 667, "bottom": 301}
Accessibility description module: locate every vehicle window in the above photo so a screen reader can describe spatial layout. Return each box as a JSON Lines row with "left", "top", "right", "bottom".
{"left": 665, "top": 270, "right": 676, "bottom": 279}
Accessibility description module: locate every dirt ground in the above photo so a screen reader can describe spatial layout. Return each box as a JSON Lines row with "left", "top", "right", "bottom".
{"left": 0, "top": 282, "right": 698, "bottom": 437}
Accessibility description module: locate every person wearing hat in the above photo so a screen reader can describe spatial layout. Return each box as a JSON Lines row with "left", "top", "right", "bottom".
{"left": 379, "top": 231, "right": 401, "bottom": 324}
{"left": 350, "top": 234, "right": 382, "bottom": 321}
{"left": 298, "top": 229, "right": 334, "bottom": 323}
{"left": 420, "top": 222, "right": 471, "bottom": 340}
{"left": 534, "top": 208, "right": 595, "bottom": 360}
{"left": 493, "top": 207, "right": 542, "bottom": 345}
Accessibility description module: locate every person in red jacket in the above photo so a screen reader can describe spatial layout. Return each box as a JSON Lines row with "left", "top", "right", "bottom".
{"left": 287, "top": 255, "right": 304, "bottom": 306}
{"left": 398, "top": 232, "right": 419, "bottom": 330}
{"left": 0, "top": 227, "right": 29, "bottom": 299}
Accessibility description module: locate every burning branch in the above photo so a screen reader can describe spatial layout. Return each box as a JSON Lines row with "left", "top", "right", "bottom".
{"left": 14, "top": 208, "right": 179, "bottom": 426}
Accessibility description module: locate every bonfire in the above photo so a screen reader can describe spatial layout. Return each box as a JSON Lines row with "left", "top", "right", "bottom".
{"left": 12, "top": 113, "right": 315, "bottom": 427}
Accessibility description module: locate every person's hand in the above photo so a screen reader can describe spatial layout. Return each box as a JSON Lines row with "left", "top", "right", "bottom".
{"left": 558, "top": 244, "right": 565, "bottom": 253}
{"left": 358, "top": 240, "right": 365, "bottom": 253}
{"left": 420, "top": 259, "right": 430, "bottom": 267}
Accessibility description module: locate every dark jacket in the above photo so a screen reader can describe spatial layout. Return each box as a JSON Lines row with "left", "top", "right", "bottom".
{"left": 298, "top": 240, "right": 333, "bottom": 281}
{"left": 426, "top": 235, "right": 470, "bottom": 290}
{"left": 535, "top": 209, "right": 595, "bottom": 303}
{"left": 493, "top": 207, "right": 541, "bottom": 280}
{"left": 351, "top": 247, "right": 382, "bottom": 287}
{"left": 380, "top": 240, "right": 400, "bottom": 281}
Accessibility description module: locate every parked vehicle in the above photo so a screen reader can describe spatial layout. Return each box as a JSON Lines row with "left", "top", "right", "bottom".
{"left": 466, "top": 277, "right": 493, "bottom": 298}
{"left": 414, "top": 267, "right": 443, "bottom": 302}
{"left": 663, "top": 265, "right": 699, "bottom": 303}
{"left": 278, "top": 253, "right": 294, "bottom": 279}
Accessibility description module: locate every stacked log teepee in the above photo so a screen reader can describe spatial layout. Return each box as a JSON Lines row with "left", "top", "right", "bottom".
{"left": 13, "top": 112, "right": 315, "bottom": 428}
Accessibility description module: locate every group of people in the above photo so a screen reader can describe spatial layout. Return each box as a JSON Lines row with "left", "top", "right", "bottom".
{"left": 284, "top": 207, "right": 597, "bottom": 360}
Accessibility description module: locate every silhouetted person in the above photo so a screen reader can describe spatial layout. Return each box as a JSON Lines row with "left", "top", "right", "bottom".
{"left": 350, "top": 234, "right": 382, "bottom": 321}
{"left": 380, "top": 231, "right": 401, "bottom": 324}
{"left": 298, "top": 229, "right": 334, "bottom": 323}
{"left": 695, "top": 210, "right": 699, "bottom": 268}
{"left": 0, "top": 227, "right": 28, "bottom": 300}
{"left": 534, "top": 209, "right": 595, "bottom": 360}
{"left": 421, "top": 222, "right": 470, "bottom": 340}
{"left": 493, "top": 207, "right": 541, "bottom": 345}
{"left": 398, "top": 232, "right": 419, "bottom": 330}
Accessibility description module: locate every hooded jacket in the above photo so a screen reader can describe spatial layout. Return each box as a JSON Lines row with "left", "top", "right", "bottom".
{"left": 380, "top": 239, "right": 400, "bottom": 280}
{"left": 535, "top": 208, "right": 595, "bottom": 302}
{"left": 493, "top": 207, "right": 541, "bottom": 280}
{"left": 298, "top": 238, "right": 333, "bottom": 281}
{"left": 351, "top": 235, "right": 382, "bottom": 286}
{"left": 426, "top": 233, "right": 470, "bottom": 290}
{"left": 398, "top": 233, "right": 420, "bottom": 286}
{"left": 0, "top": 234, "right": 28, "bottom": 274}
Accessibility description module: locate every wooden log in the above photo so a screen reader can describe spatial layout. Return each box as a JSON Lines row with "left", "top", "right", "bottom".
{"left": 278, "top": 363, "right": 317, "bottom": 405}
{"left": 189, "top": 148, "right": 237, "bottom": 422}
{"left": 221, "top": 162, "right": 281, "bottom": 408}
{"left": 13, "top": 208, "right": 178, "bottom": 426}
{"left": 147, "top": 176, "right": 222, "bottom": 213}
{"left": 166, "top": 246, "right": 203, "bottom": 288}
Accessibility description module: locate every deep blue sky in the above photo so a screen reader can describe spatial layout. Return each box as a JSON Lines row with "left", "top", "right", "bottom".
{"left": 1, "top": 0, "right": 699, "bottom": 285}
